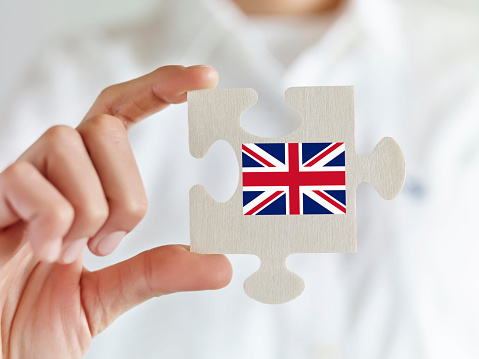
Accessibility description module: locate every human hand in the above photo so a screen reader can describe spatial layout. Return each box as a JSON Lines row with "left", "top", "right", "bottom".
{"left": 0, "top": 65, "right": 232, "bottom": 358}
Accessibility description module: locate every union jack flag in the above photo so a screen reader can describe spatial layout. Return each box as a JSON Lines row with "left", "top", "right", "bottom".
{"left": 242, "top": 142, "right": 346, "bottom": 215}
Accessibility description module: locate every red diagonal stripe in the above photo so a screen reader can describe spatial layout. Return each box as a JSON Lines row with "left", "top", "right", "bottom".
{"left": 242, "top": 144, "right": 275, "bottom": 167}
{"left": 245, "top": 191, "right": 284, "bottom": 215}
{"left": 312, "top": 190, "right": 346, "bottom": 213}
{"left": 304, "top": 142, "right": 343, "bottom": 167}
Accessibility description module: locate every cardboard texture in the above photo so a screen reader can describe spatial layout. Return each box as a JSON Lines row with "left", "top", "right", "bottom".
{"left": 188, "top": 87, "right": 405, "bottom": 304}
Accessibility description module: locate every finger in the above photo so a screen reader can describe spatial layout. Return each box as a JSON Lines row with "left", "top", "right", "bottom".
{"left": 83, "top": 65, "right": 219, "bottom": 131}
{"left": 18, "top": 125, "right": 109, "bottom": 264}
{"left": 80, "top": 245, "right": 232, "bottom": 336}
{"left": 0, "top": 162, "right": 74, "bottom": 262}
{"left": 76, "top": 115, "right": 147, "bottom": 256}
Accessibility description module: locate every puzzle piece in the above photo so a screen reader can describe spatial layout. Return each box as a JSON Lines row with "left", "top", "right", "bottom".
{"left": 188, "top": 87, "right": 405, "bottom": 304}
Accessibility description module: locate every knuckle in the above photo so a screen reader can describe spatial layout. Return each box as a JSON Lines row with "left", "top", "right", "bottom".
{"left": 89, "top": 203, "right": 110, "bottom": 226}
{"left": 126, "top": 197, "right": 149, "bottom": 222}
{"left": 76, "top": 200, "right": 110, "bottom": 233}
{"left": 98, "top": 85, "right": 116, "bottom": 102}
{"left": 46, "top": 201, "right": 75, "bottom": 228}
{"left": 118, "top": 194, "right": 149, "bottom": 225}
{"left": 3, "top": 162, "right": 36, "bottom": 183}
{"left": 83, "top": 114, "right": 125, "bottom": 137}
{"left": 41, "top": 126, "right": 84, "bottom": 161}
{"left": 43, "top": 125, "right": 81, "bottom": 146}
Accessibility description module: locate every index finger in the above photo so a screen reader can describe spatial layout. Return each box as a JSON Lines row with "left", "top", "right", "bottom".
{"left": 82, "top": 65, "right": 218, "bottom": 130}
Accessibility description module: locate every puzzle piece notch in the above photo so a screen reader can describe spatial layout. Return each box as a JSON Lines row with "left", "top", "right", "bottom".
{"left": 188, "top": 87, "right": 406, "bottom": 304}
{"left": 188, "top": 88, "right": 258, "bottom": 159}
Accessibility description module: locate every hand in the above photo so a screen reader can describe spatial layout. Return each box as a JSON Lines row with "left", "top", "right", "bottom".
{"left": 0, "top": 65, "right": 232, "bottom": 358}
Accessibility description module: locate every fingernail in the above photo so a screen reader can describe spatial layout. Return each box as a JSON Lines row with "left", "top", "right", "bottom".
{"left": 97, "top": 231, "right": 126, "bottom": 256}
{"left": 41, "top": 238, "right": 63, "bottom": 263}
{"left": 62, "top": 237, "right": 89, "bottom": 264}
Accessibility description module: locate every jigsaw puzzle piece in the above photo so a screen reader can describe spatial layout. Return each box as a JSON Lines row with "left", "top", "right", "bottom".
{"left": 188, "top": 88, "right": 258, "bottom": 159}
{"left": 354, "top": 137, "right": 406, "bottom": 200}
{"left": 243, "top": 254, "right": 305, "bottom": 304}
{"left": 188, "top": 87, "right": 405, "bottom": 304}
{"left": 284, "top": 86, "right": 355, "bottom": 142}
{"left": 284, "top": 86, "right": 405, "bottom": 201}
{"left": 190, "top": 184, "right": 307, "bottom": 304}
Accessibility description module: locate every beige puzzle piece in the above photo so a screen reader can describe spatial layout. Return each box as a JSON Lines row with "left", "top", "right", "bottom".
{"left": 188, "top": 87, "right": 405, "bottom": 304}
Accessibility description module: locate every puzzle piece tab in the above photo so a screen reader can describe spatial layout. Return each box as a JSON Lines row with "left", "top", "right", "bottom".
{"left": 188, "top": 87, "right": 405, "bottom": 304}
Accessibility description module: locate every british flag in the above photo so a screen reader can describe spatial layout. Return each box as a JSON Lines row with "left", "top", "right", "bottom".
{"left": 242, "top": 142, "right": 346, "bottom": 215}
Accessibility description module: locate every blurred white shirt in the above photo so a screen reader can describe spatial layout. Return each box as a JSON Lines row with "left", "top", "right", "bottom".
{"left": 1, "top": 0, "right": 479, "bottom": 358}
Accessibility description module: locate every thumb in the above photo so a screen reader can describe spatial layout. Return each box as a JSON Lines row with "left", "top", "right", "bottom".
{"left": 80, "top": 245, "right": 232, "bottom": 336}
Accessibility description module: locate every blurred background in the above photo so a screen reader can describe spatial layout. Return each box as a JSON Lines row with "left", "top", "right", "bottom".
{"left": 0, "top": 0, "right": 477, "bottom": 113}
{"left": 1, "top": 0, "right": 479, "bottom": 358}
{"left": 0, "top": 0, "right": 156, "bottom": 111}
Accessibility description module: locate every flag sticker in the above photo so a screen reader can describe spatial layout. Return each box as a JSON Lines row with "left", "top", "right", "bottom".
{"left": 242, "top": 143, "right": 346, "bottom": 215}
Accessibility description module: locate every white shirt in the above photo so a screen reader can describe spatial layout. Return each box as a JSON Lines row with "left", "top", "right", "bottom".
{"left": 1, "top": 0, "right": 479, "bottom": 358}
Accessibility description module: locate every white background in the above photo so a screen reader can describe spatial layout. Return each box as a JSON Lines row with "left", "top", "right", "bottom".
{"left": 0, "top": 0, "right": 155, "bottom": 111}
{"left": 0, "top": 0, "right": 477, "bottom": 113}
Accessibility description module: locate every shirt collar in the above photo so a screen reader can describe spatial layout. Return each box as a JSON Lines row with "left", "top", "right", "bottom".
{"left": 154, "top": 0, "right": 410, "bottom": 130}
